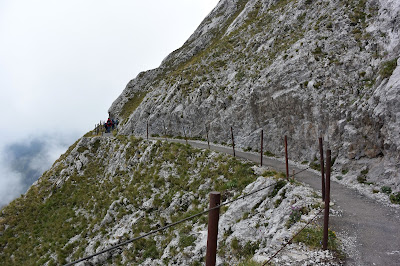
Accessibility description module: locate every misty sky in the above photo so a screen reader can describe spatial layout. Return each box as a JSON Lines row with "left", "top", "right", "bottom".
{"left": 0, "top": 0, "right": 220, "bottom": 206}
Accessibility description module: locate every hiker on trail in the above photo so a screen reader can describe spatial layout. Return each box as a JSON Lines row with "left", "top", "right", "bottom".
{"left": 106, "top": 118, "right": 113, "bottom": 133}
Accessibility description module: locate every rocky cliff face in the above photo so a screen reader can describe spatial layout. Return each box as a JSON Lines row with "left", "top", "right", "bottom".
{"left": 2, "top": 0, "right": 400, "bottom": 265}
{"left": 109, "top": 0, "right": 400, "bottom": 190}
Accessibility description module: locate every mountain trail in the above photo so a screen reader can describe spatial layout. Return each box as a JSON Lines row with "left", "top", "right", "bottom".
{"left": 151, "top": 137, "right": 400, "bottom": 265}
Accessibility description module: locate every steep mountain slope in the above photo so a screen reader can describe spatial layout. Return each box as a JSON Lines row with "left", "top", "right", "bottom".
{"left": 2, "top": 0, "right": 400, "bottom": 265}
{"left": 109, "top": 0, "right": 400, "bottom": 192}
{"left": 0, "top": 136, "right": 340, "bottom": 265}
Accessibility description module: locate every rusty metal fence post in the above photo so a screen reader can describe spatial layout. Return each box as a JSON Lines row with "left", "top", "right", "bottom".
{"left": 163, "top": 120, "right": 167, "bottom": 141}
{"left": 183, "top": 125, "right": 188, "bottom": 145}
{"left": 323, "top": 149, "right": 331, "bottom": 250}
{"left": 231, "top": 127, "right": 235, "bottom": 157}
{"left": 206, "top": 124, "right": 210, "bottom": 150}
{"left": 285, "top": 135, "right": 289, "bottom": 180}
{"left": 260, "top": 130, "right": 263, "bottom": 166}
{"left": 206, "top": 192, "right": 221, "bottom": 266}
{"left": 319, "top": 137, "right": 325, "bottom": 200}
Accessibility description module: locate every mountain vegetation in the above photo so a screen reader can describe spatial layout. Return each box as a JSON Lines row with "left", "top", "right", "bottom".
{"left": 0, "top": 136, "right": 336, "bottom": 264}
{"left": 2, "top": 0, "right": 400, "bottom": 264}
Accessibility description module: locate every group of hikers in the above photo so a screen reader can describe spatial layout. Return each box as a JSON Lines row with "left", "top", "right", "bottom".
{"left": 104, "top": 118, "right": 119, "bottom": 133}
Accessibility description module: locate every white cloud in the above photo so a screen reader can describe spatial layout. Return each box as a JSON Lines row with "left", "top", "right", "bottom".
{"left": 0, "top": 0, "right": 220, "bottom": 205}
{"left": 0, "top": 138, "right": 26, "bottom": 207}
{"left": 0, "top": 169, "right": 24, "bottom": 207}
{"left": 0, "top": 0, "right": 219, "bottom": 136}
{"left": 0, "top": 132, "right": 77, "bottom": 206}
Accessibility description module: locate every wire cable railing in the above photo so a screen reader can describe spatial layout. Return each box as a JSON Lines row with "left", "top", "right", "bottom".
{"left": 263, "top": 208, "right": 324, "bottom": 265}
{"left": 90, "top": 124, "right": 333, "bottom": 265}
{"left": 64, "top": 182, "right": 278, "bottom": 266}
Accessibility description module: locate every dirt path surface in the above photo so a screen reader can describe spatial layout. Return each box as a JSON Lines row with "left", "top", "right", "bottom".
{"left": 149, "top": 137, "right": 400, "bottom": 265}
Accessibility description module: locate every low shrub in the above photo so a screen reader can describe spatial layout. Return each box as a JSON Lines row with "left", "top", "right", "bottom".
{"left": 262, "top": 170, "right": 277, "bottom": 177}
{"left": 274, "top": 198, "right": 283, "bottom": 207}
{"left": 357, "top": 175, "right": 367, "bottom": 184}
{"left": 293, "top": 226, "right": 338, "bottom": 251}
{"left": 380, "top": 58, "right": 398, "bottom": 78}
{"left": 241, "top": 241, "right": 260, "bottom": 258}
{"left": 310, "top": 161, "right": 321, "bottom": 171}
{"left": 179, "top": 234, "right": 196, "bottom": 249}
{"left": 263, "top": 150, "right": 276, "bottom": 157}
{"left": 286, "top": 206, "right": 309, "bottom": 228}
{"left": 390, "top": 192, "right": 400, "bottom": 204}
{"left": 269, "top": 180, "right": 287, "bottom": 198}
{"left": 231, "top": 237, "right": 240, "bottom": 250}
{"left": 361, "top": 168, "right": 369, "bottom": 175}
{"left": 381, "top": 186, "right": 392, "bottom": 195}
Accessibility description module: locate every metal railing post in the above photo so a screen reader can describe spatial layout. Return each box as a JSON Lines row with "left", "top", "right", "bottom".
{"left": 323, "top": 149, "right": 331, "bottom": 250}
{"left": 319, "top": 137, "right": 326, "bottom": 201}
{"left": 231, "top": 127, "right": 235, "bottom": 157}
{"left": 206, "top": 192, "right": 221, "bottom": 266}
{"left": 206, "top": 124, "right": 210, "bottom": 150}
{"left": 183, "top": 125, "right": 188, "bottom": 144}
{"left": 163, "top": 120, "right": 167, "bottom": 141}
{"left": 260, "top": 130, "right": 263, "bottom": 166}
{"left": 285, "top": 135, "right": 289, "bottom": 180}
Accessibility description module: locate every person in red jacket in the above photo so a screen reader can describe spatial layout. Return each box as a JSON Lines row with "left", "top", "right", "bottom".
{"left": 106, "top": 118, "right": 113, "bottom": 133}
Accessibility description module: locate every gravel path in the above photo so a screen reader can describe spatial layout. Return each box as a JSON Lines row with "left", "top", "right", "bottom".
{"left": 149, "top": 137, "right": 400, "bottom": 265}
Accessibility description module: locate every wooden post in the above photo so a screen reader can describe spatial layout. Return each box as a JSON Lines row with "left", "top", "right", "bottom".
{"left": 163, "top": 120, "right": 167, "bottom": 140}
{"left": 323, "top": 149, "right": 331, "bottom": 250}
{"left": 285, "top": 135, "right": 289, "bottom": 180}
{"left": 206, "top": 124, "right": 210, "bottom": 150}
{"left": 231, "top": 127, "right": 235, "bottom": 157}
{"left": 319, "top": 137, "right": 326, "bottom": 201}
{"left": 183, "top": 125, "right": 188, "bottom": 144}
{"left": 147, "top": 121, "right": 149, "bottom": 140}
{"left": 206, "top": 192, "right": 221, "bottom": 266}
{"left": 260, "top": 130, "right": 263, "bottom": 166}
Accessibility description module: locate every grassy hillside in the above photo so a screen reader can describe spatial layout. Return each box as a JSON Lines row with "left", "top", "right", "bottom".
{"left": 0, "top": 135, "right": 336, "bottom": 265}
{"left": 0, "top": 136, "right": 258, "bottom": 265}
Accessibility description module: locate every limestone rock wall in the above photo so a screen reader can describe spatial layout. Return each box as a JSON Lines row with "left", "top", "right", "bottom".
{"left": 109, "top": 0, "right": 400, "bottom": 189}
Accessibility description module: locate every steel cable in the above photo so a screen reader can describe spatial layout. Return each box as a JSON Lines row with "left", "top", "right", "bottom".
{"left": 263, "top": 208, "right": 324, "bottom": 265}
{"left": 91, "top": 133, "right": 325, "bottom": 266}
{"left": 64, "top": 182, "right": 278, "bottom": 266}
{"left": 294, "top": 166, "right": 311, "bottom": 176}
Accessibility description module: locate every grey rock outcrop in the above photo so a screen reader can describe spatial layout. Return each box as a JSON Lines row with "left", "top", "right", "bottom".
{"left": 109, "top": 0, "right": 400, "bottom": 189}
